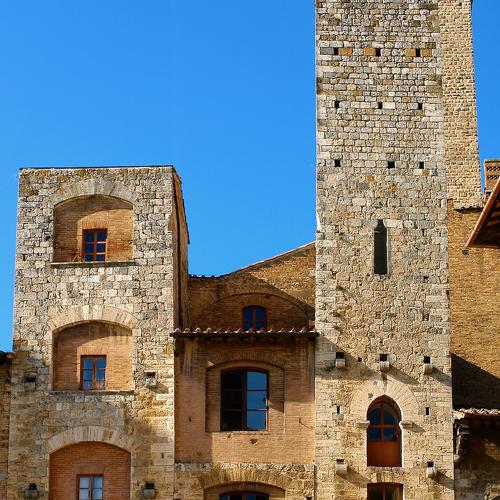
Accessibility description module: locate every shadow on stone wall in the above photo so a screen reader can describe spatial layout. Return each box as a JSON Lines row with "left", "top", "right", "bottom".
{"left": 451, "top": 353, "right": 500, "bottom": 408}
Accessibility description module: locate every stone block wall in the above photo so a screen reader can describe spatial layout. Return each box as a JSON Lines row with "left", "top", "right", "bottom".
{"left": 439, "top": 0, "right": 482, "bottom": 209}
{"left": 0, "top": 358, "right": 11, "bottom": 499}
{"left": 316, "top": 0, "right": 454, "bottom": 498}
{"left": 8, "top": 167, "right": 188, "bottom": 499}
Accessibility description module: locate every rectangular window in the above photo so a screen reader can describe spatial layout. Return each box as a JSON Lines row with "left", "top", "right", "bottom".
{"left": 83, "top": 229, "right": 107, "bottom": 262}
{"left": 221, "top": 370, "right": 268, "bottom": 431}
{"left": 81, "top": 356, "right": 106, "bottom": 390}
{"left": 78, "top": 475, "right": 103, "bottom": 500}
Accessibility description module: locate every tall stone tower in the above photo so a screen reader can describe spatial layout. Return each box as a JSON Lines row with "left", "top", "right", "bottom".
{"left": 314, "top": 0, "right": 474, "bottom": 497}
{"left": 8, "top": 167, "right": 188, "bottom": 499}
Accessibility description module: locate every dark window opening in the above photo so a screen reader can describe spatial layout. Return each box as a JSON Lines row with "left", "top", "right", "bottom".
{"left": 81, "top": 355, "right": 106, "bottom": 390}
{"left": 387, "top": 161, "right": 395, "bottom": 169}
{"left": 424, "top": 356, "right": 431, "bottom": 364}
{"left": 83, "top": 229, "right": 107, "bottom": 262}
{"left": 419, "top": 161, "right": 425, "bottom": 169}
{"left": 425, "top": 407, "right": 430, "bottom": 416}
{"left": 221, "top": 369, "right": 268, "bottom": 431}
{"left": 367, "top": 483, "right": 403, "bottom": 500}
{"left": 378, "top": 102, "right": 383, "bottom": 109}
{"left": 367, "top": 400, "right": 402, "bottom": 467}
{"left": 220, "top": 493, "right": 269, "bottom": 500}
{"left": 333, "top": 47, "right": 339, "bottom": 56}
{"left": 416, "top": 48, "right": 422, "bottom": 57}
{"left": 417, "top": 102, "right": 423, "bottom": 110}
{"left": 375, "top": 48, "right": 381, "bottom": 57}
{"left": 374, "top": 220, "right": 388, "bottom": 275}
{"left": 379, "top": 353, "right": 388, "bottom": 362}
{"left": 243, "top": 306, "right": 267, "bottom": 330}
{"left": 78, "top": 475, "right": 103, "bottom": 500}
{"left": 335, "top": 159, "right": 342, "bottom": 168}
{"left": 335, "top": 100, "right": 340, "bottom": 109}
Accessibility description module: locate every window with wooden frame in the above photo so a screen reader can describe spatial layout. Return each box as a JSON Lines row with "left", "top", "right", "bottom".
{"left": 242, "top": 306, "right": 267, "bottom": 330}
{"left": 220, "top": 493, "right": 269, "bottom": 500}
{"left": 78, "top": 475, "right": 103, "bottom": 500}
{"left": 220, "top": 369, "right": 268, "bottom": 431}
{"left": 83, "top": 229, "right": 107, "bottom": 262}
{"left": 81, "top": 356, "right": 106, "bottom": 390}
{"left": 367, "top": 399, "right": 401, "bottom": 467}
{"left": 367, "top": 483, "right": 403, "bottom": 500}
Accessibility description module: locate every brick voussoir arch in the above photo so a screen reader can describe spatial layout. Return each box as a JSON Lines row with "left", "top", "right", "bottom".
{"left": 47, "top": 426, "right": 135, "bottom": 454}
{"left": 349, "top": 378, "right": 420, "bottom": 422}
{"left": 50, "top": 178, "right": 138, "bottom": 207}
{"left": 198, "top": 465, "right": 292, "bottom": 492}
{"left": 48, "top": 305, "right": 139, "bottom": 333}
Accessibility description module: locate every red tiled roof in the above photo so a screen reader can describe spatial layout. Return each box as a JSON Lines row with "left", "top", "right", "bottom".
{"left": 171, "top": 327, "right": 318, "bottom": 338}
{"left": 466, "top": 177, "right": 500, "bottom": 248}
{"left": 454, "top": 408, "right": 500, "bottom": 418}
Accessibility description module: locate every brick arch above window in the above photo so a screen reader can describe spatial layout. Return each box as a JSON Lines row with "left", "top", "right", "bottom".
{"left": 48, "top": 305, "right": 139, "bottom": 334}
{"left": 52, "top": 321, "right": 132, "bottom": 391}
{"left": 53, "top": 194, "right": 133, "bottom": 263}
{"left": 46, "top": 426, "right": 135, "bottom": 454}
{"left": 50, "top": 179, "right": 138, "bottom": 207}
{"left": 205, "top": 483, "right": 284, "bottom": 500}
{"left": 191, "top": 293, "right": 310, "bottom": 331}
{"left": 349, "top": 378, "right": 420, "bottom": 424}
{"left": 200, "top": 469, "right": 290, "bottom": 497}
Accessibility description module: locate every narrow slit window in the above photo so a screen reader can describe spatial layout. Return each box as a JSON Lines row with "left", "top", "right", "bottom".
{"left": 416, "top": 48, "right": 422, "bottom": 57}
{"left": 375, "top": 48, "right": 381, "bottom": 57}
{"left": 83, "top": 229, "right": 107, "bottom": 262}
{"left": 374, "top": 220, "right": 388, "bottom": 275}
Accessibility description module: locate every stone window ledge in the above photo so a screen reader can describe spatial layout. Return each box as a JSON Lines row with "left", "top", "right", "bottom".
{"left": 210, "top": 431, "right": 271, "bottom": 435}
{"left": 51, "top": 260, "right": 137, "bottom": 269}
{"left": 49, "top": 390, "right": 135, "bottom": 396}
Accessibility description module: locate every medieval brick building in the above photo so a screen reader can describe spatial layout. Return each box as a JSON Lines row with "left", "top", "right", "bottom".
{"left": 0, "top": 0, "right": 498, "bottom": 499}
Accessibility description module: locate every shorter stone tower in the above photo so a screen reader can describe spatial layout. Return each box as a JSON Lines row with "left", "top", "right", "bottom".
{"left": 8, "top": 167, "right": 188, "bottom": 499}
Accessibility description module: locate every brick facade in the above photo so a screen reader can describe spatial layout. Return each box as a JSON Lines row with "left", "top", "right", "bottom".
{"left": 49, "top": 442, "right": 130, "bottom": 500}
{"left": 52, "top": 322, "right": 132, "bottom": 391}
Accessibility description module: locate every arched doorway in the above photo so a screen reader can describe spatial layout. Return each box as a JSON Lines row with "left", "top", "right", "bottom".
{"left": 367, "top": 398, "right": 402, "bottom": 467}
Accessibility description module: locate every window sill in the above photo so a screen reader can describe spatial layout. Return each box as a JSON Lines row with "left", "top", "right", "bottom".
{"left": 50, "top": 390, "right": 135, "bottom": 395}
{"left": 210, "top": 430, "right": 270, "bottom": 435}
{"left": 51, "top": 260, "right": 136, "bottom": 268}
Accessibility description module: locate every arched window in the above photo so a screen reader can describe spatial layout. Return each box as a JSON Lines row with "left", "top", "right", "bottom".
{"left": 367, "top": 398, "right": 401, "bottom": 467}
{"left": 220, "top": 369, "right": 268, "bottom": 431}
{"left": 367, "top": 483, "right": 403, "bottom": 500}
{"left": 243, "top": 306, "right": 267, "bottom": 330}
{"left": 220, "top": 494, "right": 269, "bottom": 500}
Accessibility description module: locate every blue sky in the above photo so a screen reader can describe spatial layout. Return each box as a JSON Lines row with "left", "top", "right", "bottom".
{"left": 0, "top": 2, "right": 497, "bottom": 350}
